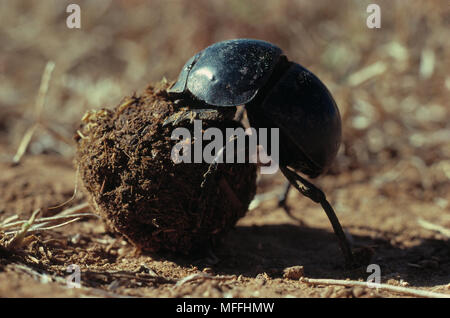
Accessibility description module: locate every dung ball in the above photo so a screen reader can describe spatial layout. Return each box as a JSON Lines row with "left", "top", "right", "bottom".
{"left": 75, "top": 81, "right": 257, "bottom": 253}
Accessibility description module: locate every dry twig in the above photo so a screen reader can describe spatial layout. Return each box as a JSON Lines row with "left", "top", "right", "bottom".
{"left": 175, "top": 273, "right": 237, "bottom": 287}
{"left": 418, "top": 218, "right": 450, "bottom": 238}
{"left": 300, "top": 277, "right": 450, "bottom": 298}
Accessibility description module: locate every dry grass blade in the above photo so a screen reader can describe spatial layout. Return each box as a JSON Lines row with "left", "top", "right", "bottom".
{"left": 418, "top": 218, "right": 450, "bottom": 238}
{"left": 5, "top": 216, "right": 94, "bottom": 235}
{"left": 13, "top": 263, "right": 57, "bottom": 283}
{"left": 0, "top": 202, "right": 93, "bottom": 231}
{"left": 12, "top": 124, "right": 38, "bottom": 164}
{"left": 175, "top": 273, "right": 237, "bottom": 287}
{"left": 82, "top": 269, "right": 174, "bottom": 285}
{"left": 35, "top": 61, "right": 56, "bottom": 121}
{"left": 0, "top": 215, "right": 19, "bottom": 226}
{"left": 40, "top": 122, "right": 75, "bottom": 146}
{"left": 56, "top": 202, "right": 90, "bottom": 216}
{"left": 48, "top": 166, "right": 81, "bottom": 210}
{"left": 12, "top": 61, "right": 55, "bottom": 164}
{"left": 21, "top": 217, "right": 82, "bottom": 233}
{"left": 5, "top": 209, "right": 40, "bottom": 250}
{"left": 0, "top": 213, "right": 96, "bottom": 231}
{"left": 300, "top": 277, "right": 450, "bottom": 298}
{"left": 347, "top": 61, "right": 387, "bottom": 87}
{"left": 0, "top": 202, "right": 96, "bottom": 241}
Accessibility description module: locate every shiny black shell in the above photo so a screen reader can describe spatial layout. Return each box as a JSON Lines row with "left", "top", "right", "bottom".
{"left": 168, "top": 38, "right": 341, "bottom": 177}
{"left": 168, "top": 39, "right": 282, "bottom": 106}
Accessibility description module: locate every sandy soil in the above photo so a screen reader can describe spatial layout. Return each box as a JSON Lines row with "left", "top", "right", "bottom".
{"left": 0, "top": 153, "right": 448, "bottom": 298}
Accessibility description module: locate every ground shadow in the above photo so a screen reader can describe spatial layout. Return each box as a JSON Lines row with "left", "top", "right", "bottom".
{"left": 155, "top": 223, "right": 450, "bottom": 287}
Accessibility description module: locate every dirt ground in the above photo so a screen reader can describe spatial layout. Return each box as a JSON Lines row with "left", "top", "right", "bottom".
{"left": 0, "top": 0, "right": 449, "bottom": 298}
{"left": 0, "top": 152, "right": 449, "bottom": 298}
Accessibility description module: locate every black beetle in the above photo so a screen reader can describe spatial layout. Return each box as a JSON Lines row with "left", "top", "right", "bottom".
{"left": 167, "top": 39, "right": 355, "bottom": 267}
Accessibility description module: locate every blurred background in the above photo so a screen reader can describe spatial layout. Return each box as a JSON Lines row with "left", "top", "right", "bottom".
{"left": 0, "top": 0, "right": 448, "bottom": 205}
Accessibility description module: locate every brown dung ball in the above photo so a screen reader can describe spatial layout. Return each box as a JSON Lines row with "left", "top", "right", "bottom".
{"left": 75, "top": 81, "right": 257, "bottom": 253}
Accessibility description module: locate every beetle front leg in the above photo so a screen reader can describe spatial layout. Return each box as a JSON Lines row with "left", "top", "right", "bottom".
{"left": 162, "top": 108, "right": 224, "bottom": 126}
{"left": 279, "top": 166, "right": 356, "bottom": 268}
{"left": 200, "top": 134, "right": 240, "bottom": 188}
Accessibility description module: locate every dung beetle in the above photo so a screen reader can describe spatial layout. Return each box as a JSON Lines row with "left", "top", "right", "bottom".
{"left": 167, "top": 39, "right": 356, "bottom": 267}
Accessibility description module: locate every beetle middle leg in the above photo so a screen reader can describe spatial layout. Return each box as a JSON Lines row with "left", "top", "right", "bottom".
{"left": 276, "top": 181, "right": 305, "bottom": 224}
{"left": 279, "top": 166, "right": 356, "bottom": 268}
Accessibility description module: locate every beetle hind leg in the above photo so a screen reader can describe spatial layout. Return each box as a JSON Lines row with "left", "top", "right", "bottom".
{"left": 279, "top": 166, "right": 357, "bottom": 268}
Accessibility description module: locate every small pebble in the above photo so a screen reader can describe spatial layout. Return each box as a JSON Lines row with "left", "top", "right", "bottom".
{"left": 283, "top": 266, "right": 304, "bottom": 280}
{"left": 202, "top": 267, "right": 214, "bottom": 274}
{"left": 352, "top": 286, "right": 366, "bottom": 297}
{"left": 255, "top": 273, "right": 267, "bottom": 286}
